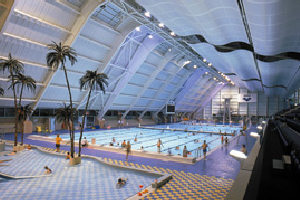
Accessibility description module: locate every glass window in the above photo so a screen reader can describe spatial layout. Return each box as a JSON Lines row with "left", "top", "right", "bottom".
{"left": 32, "top": 109, "right": 39, "bottom": 117}
{"left": 4, "top": 108, "right": 14, "bottom": 117}
{"left": 40, "top": 109, "right": 51, "bottom": 116}
{"left": 0, "top": 108, "right": 4, "bottom": 117}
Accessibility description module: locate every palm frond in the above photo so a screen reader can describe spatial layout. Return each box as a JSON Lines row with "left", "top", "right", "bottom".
{"left": 55, "top": 104, "right": 78, "bottom": 123}
{"left": 0, "top": 53, "right": 24, "bottom": 74}
{"left": 47, "top": 41, "right": 59, "bottom": 50}
{"left": 9, "top": 73, "right": 37, "bottom": 93}
{"left": 46, "top": 52, "right": 60, "bottom": 70}
{"left": 79, "top": 70, "right": 108, "bottom": 93}
{"left": 18, "top": 104, "right": 33, "bottom": 121}
{"left": 47, "top": 42, "right": 77, "bottom": 70}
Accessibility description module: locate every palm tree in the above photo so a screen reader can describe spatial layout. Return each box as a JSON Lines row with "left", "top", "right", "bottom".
{"left": 47, "top": 42, "right": 77, "bottom": 157}
{"left": 55, "top": 104, "right": 78, "bottom": 151}
{"left": 0, "top": 53, "right": 24, "bottom": 147}
{"left": 78, "top": 70, "right": 108, "bottom": 156}
{"left": 18, "top": 105, "right": 33, "bottom": 146}
{"left": 9, "top": 73, "right": 36, "bottom": 106}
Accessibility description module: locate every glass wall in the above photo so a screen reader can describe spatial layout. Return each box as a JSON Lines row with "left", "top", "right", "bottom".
{"left": 201, "top": 86, "right": 286, "bottom": 120}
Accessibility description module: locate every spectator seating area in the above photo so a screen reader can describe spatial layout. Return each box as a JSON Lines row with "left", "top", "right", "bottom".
{"left": 243, "top": 107, "right": 300, "bottom": 199}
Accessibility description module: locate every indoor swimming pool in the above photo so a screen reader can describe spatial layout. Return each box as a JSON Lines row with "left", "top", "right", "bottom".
{"left": 52, "top": 124, "right": 241, "bottom": 158}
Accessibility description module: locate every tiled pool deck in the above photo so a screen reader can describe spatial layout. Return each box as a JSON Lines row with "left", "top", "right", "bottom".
{"left": 1, "top": 126, "right": 257, "bottom": 199}
{"left": 0, "top": 148, "right": 163, "bottom": 200}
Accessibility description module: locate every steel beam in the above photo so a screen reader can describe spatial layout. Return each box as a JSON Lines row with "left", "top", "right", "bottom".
{"left": 122, "top": 51, "right": 174, "bottom": 118}
{"left": 97, "top": 31, "right": 163, "bottom": 118}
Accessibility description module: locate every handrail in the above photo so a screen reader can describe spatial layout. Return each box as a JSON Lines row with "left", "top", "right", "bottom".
{"left": 276, "top": 126, "right": 288, "bottom": 146}
{"left": 226, "top": 122, "right": 267, "bottom": 200}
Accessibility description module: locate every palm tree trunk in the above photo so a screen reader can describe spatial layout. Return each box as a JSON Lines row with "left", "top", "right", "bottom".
{"left": 19, "top": 83, "right": 24, "bottom": 146}
{"left": 10, "top": 70, "right": 18, "bottom": 147}
{"left": 19, "top": 83, "right": 24, "bottom": 107}
{"left": 21, "top": 119, "right": 24, "bottom": 146}
{"left": 79, "top": 87, "right": 92, "bottom": 157}
{"left": 63, "top": 66, "right": 74, "bottom": 158}
{"left": 67, "top": 119, "right": 72, "bottom": 145}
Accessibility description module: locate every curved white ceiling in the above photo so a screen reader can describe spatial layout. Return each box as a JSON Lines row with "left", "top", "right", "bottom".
{"left": 137, "top": 0, "right": 300, "bottom": 96}
{"left": 2, "top": 0, "right": 297, "bottom": 114}
{"left": 0, "top": 0, "right": 220, "bottom": 114}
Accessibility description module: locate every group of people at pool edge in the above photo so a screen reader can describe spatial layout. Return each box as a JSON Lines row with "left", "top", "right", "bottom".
{"left": 53, "top": 126, "right": 244, "bottom": 161}
{"left": 55, "top": 134, "right": 88, "bottom": 152}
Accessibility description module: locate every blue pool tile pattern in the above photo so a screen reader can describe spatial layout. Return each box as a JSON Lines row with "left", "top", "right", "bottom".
{"left": 0, "top": 149, "right": 160, "bottom": 200}
{"left": 38, "top": 147, "right": 234, "bottom": 200}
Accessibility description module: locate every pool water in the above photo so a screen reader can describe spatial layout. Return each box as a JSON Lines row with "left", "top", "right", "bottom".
{"left": 0, "top": 149, "right": 160, "bottom": 200}
{"left": 54, "top": 124, "right": 241, "bottom": 158}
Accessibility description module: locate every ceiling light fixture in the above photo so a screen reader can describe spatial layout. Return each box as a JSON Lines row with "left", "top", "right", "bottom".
{"left": 183, "top": 60, "right": 191, "bottom": 66}
{"left": 148, "top": 34, "right": 153, "bottom": 39}
{"left": 193, "top": 65, "right": 197, "bottom": 69}
{"left": 168, "top": 48, "right": 172, "bottom": 52}
{"left": 208, "top": 63, "right": 212, "bottom": 67}
{"left": 144, "top": 11, "right": 150, "bottom": 17}
{"left": 170, "top": 32, "right": 176, "bottom": 36}
{"left": 135, "top": 27, "right": 140, "bottom": 31}
{"left": 203, "top": 58, "right": 207, "bottom": 62}
{"left": 158, "top": 23, "right": 164, "bottom": 28}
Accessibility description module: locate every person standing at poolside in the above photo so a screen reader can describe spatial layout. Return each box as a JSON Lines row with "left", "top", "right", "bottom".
{"left": 202, "top": 140, "right": 208, "bottom": 159}
{"left": 221, "top": 135, "right": 224, "bottom": 144}
{"left": 82, "top": 137, "right": 89, "bottom": 147}
{"left": 125, "top": 141, "right": 131, "bottom": 161}
{"left": 118, "top": 119, "right": 121, "bottom": 128}
{"left": 241, "top": 144, "right": 247, "bottom": 155}
{"left": 183, "top": 146, "right": 188, "bottom": 157}
{"left": 157, "top": 138, "right": 162, "bottom": 152}
{"left": 56, "top": 134, "right": 62, "bottom": 152}
{"left": 122, "top": 140, "right": 126, "bottom": 147}
{"left": 225, "top": 137, "right": 229, "bottom": 145}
